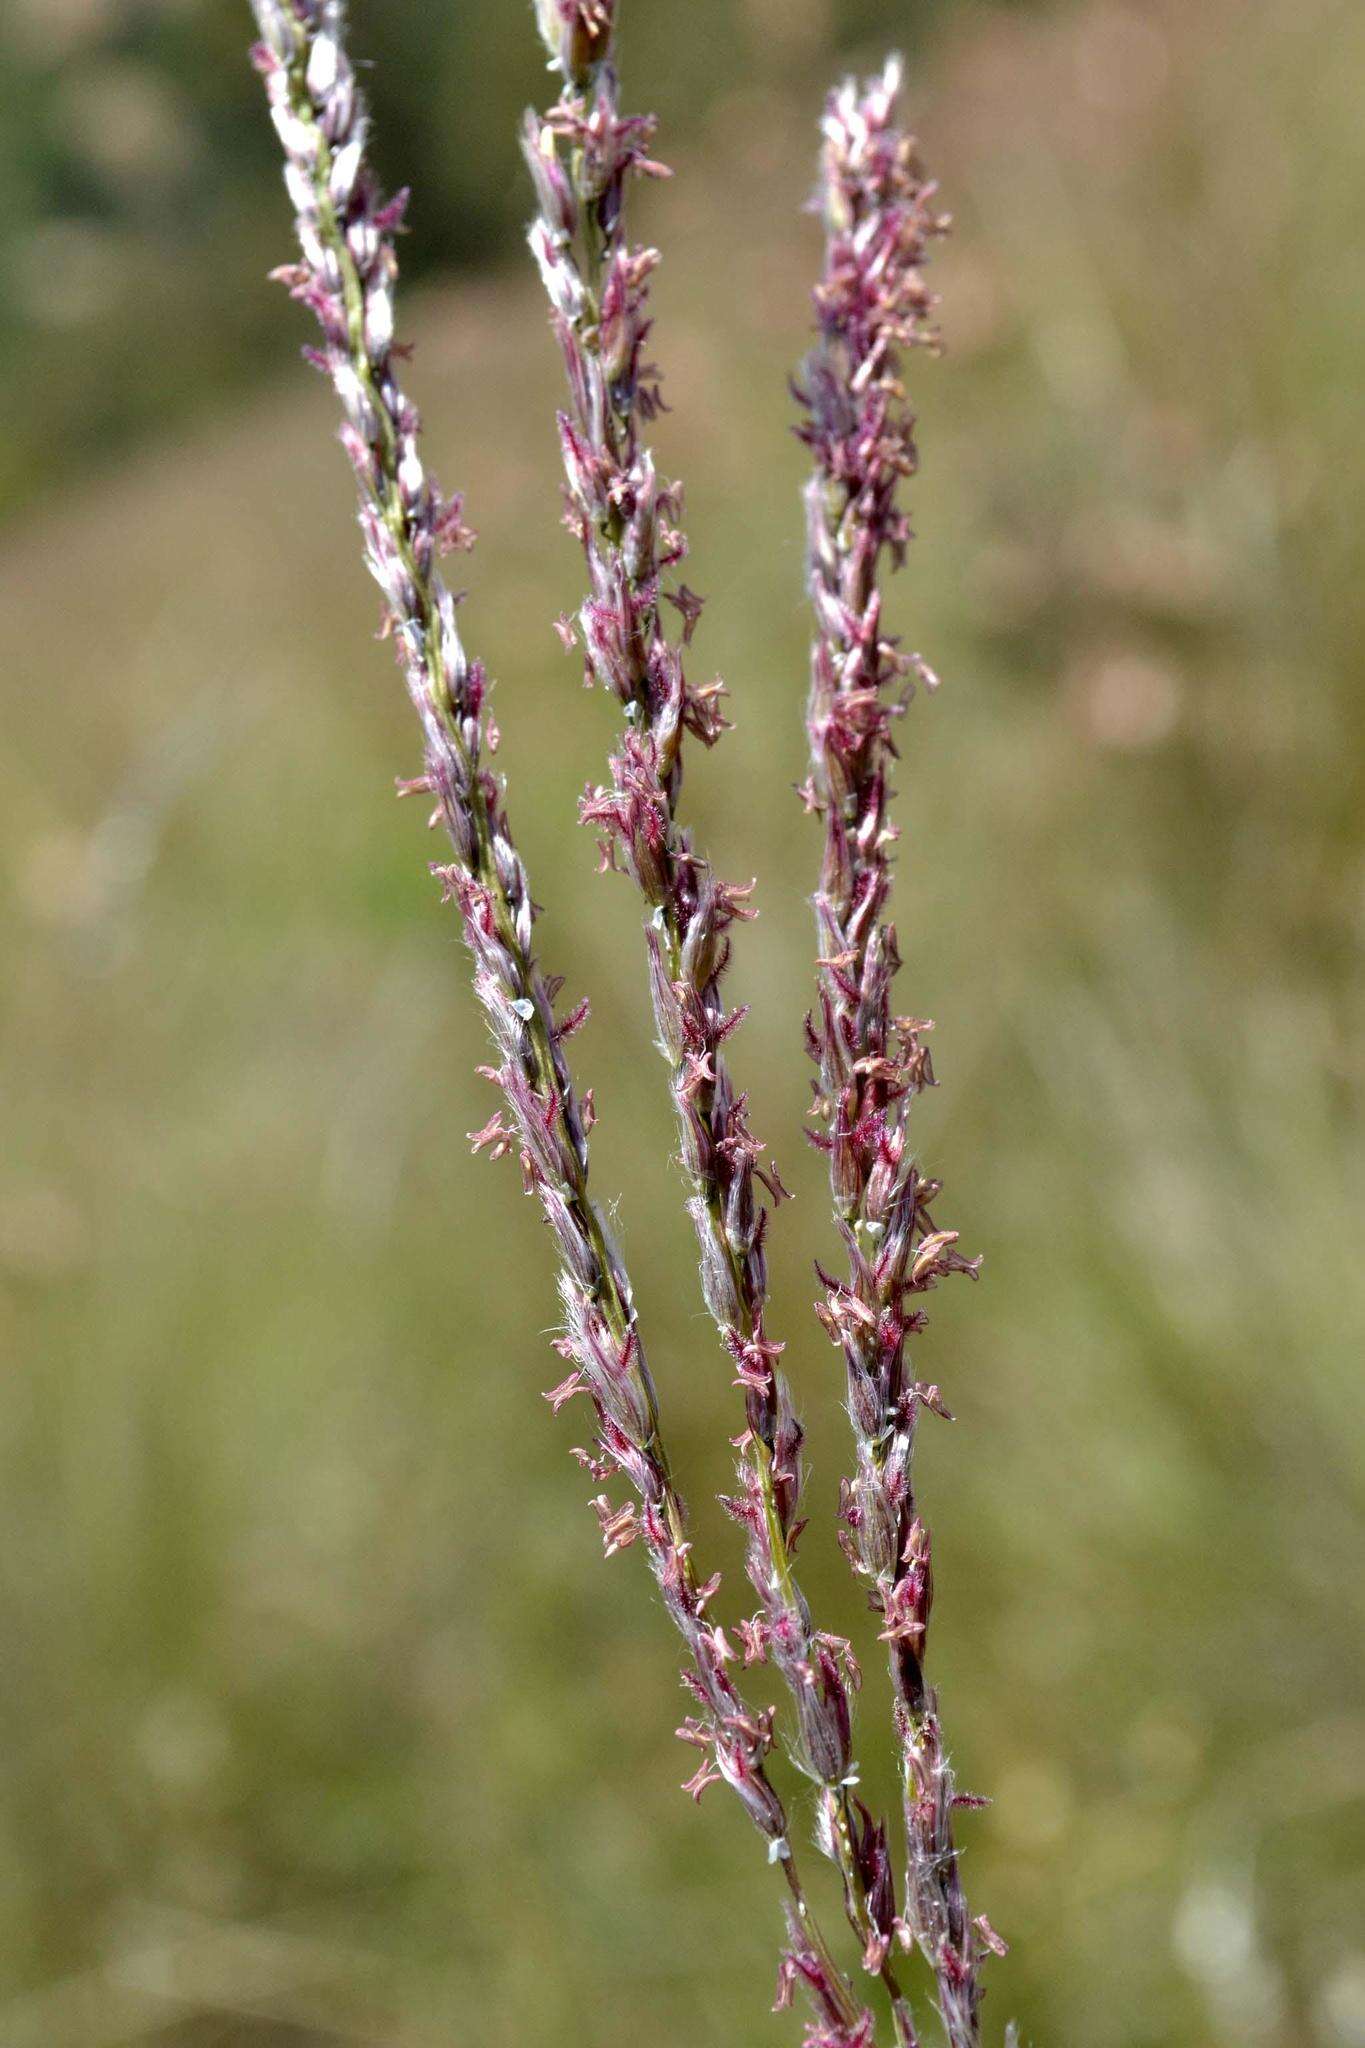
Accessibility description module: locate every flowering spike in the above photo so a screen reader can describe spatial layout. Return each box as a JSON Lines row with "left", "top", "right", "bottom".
{"left": 522, "top": 26, "right": 924, "bottom": 2021}
{"left": 797, "top": 56, "right": 997, "bottom": 2048}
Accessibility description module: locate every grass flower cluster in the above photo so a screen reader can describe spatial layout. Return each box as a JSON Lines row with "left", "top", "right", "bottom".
{"left": 248, "top": 3, "right": 1004, "bottom": 2041}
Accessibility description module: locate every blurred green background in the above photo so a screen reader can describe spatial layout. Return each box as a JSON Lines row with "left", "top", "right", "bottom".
{"left": 2, "top": 0, "right": 1362, "bottom": 2043}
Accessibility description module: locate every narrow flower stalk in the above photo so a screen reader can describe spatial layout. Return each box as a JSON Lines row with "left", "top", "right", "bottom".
{"left": 796, "top": 60, "right": 1001, "bottom": 2048}
{"left": 247, "top": 4, "right": 862, "bottom": 2021}
{"left": 524, "top": 11, "right": 912, "bottom": 2030}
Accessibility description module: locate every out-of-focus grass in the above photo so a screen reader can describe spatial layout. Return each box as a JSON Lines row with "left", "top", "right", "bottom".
{"left": 0, "top": 0, "right": 954, "bottom": 519}
{"left": 1, "top": 1, "right": 1362, "bottom": 2044}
